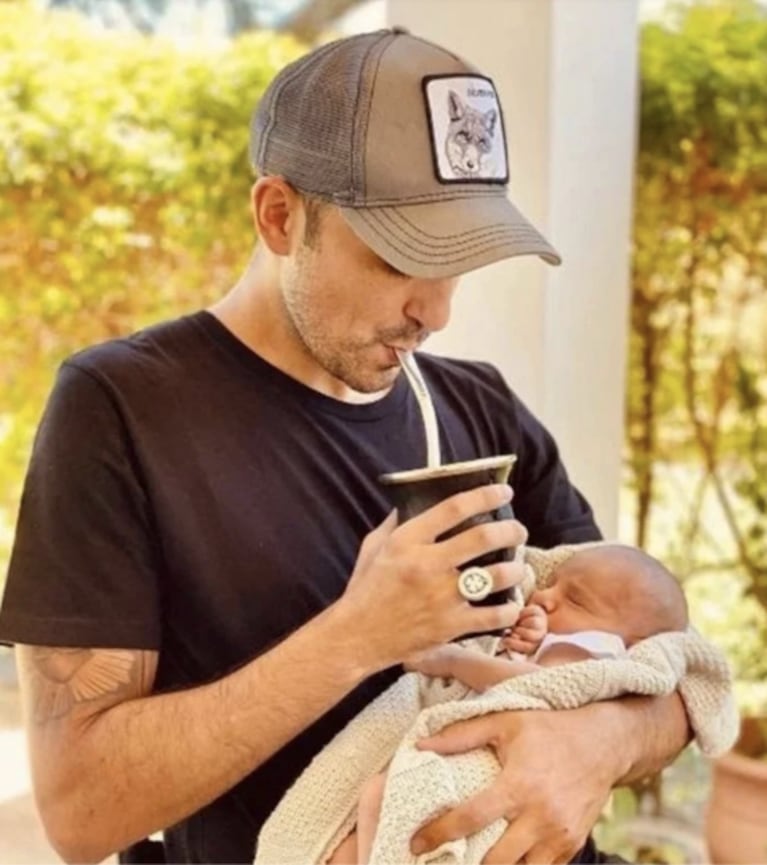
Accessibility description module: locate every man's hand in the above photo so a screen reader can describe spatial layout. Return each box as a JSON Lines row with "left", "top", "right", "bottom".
{"left": 410, "top": 704, "right": 627, "bottom": 865}
{"left": 501, "top": 604, "right": 547, "bottom": 656}
{"left": 338, "top": 484, "right": 528, "bottom": 671}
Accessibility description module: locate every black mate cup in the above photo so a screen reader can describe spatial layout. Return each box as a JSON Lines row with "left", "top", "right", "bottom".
{"left": 379, "top": 455, "right": 520, "bottom": 618}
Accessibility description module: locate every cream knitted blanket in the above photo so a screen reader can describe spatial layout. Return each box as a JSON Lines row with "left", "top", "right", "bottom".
{"left": 255, "top": 547, "right": 740, "bottom": 865}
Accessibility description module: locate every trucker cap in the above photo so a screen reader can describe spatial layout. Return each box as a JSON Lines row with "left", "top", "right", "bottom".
{"left": 250, "top": 28, "right": 561, "bottom": 278}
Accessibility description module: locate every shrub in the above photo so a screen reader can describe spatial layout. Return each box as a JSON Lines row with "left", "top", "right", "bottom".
{"left": 0, "top": 3, "right": 304, "bottom": 536}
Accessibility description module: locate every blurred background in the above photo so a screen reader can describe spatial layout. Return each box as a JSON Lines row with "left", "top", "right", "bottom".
{"left": 0, "top": 0, "right": 765, "bottom": 861}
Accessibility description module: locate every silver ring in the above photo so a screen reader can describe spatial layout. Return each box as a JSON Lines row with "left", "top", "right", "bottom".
{"left": 457, "top": 566, "right": 494, "bottom": 602}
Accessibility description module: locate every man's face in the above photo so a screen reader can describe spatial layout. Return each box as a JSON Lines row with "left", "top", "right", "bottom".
{"left": 278, "top": 205, "right": 459, "bottom": 395}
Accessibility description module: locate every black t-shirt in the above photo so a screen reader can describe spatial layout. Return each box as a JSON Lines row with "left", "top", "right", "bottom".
{"left": 0, "top": 311, "right": 600, "bottom": 862}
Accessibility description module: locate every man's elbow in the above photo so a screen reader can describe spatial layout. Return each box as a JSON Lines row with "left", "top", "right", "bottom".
{"left": 44, "top": 826, "right": 114, "bottom": 864}
{"left": 37, "top": 791, "right": 119, "bottom": 864}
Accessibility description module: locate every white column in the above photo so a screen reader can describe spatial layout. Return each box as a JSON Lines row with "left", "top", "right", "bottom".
{"left": 372, "top": 0, "right": 640, "bottom": 537}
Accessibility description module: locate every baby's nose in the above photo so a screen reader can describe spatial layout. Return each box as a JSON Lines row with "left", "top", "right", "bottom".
{"left": 530, "top": 588, "right": 555, "bottom": 612}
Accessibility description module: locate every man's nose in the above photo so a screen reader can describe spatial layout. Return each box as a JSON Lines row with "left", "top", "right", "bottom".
{"left": 404, "top": 279, "right": 457, "bottom": 334}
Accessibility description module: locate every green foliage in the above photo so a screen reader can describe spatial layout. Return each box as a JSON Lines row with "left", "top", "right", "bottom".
{"left": 628, "top": 0, "right": 767, "bottom": 697}
{"left": 0, "top": 3, "right": 304, "bottom": 546}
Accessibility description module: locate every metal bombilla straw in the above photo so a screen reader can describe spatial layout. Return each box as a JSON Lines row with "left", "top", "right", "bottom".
{"left": 396, "top": 349, "right": 524, "bottom": 608}
{"left": 395, "top": 349, "right": 441, "bottom": 468}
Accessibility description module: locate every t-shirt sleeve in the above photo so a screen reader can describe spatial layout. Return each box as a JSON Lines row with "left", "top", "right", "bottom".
{"left": 507, "top": 393, "right": 603, "bottom": 548}
{"left": 0, "top": 361, "right": 163, "bottom": 649}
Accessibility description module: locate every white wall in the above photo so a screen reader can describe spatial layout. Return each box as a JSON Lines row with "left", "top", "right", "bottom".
{"left": 542, "top": 1, "right": 639, "bottom": 537}
{"left": 361, "top": 0, "right": 641, "bottom": 537}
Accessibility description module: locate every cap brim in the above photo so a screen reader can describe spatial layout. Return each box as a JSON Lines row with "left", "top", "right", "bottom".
{"left": 339, "top": 193, "right": 561, "bottom": 279}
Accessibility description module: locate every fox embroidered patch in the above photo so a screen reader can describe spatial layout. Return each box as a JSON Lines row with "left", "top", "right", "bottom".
{"left": 423, "top": 75, "right": 509, "bottom": 184}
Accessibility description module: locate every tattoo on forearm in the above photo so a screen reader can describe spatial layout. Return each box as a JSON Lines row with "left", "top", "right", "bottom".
{"left": 27, "top": 648, "right": 137, "bottom": 723}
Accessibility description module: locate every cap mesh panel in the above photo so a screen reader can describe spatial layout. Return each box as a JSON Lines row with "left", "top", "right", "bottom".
{"left": 251, "top": 32, "right": 390, "bottom": 200}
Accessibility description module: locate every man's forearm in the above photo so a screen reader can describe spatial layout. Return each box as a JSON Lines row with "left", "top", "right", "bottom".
{"left": 26, "top": 602, "right": 377, "bottom": 863}
{"left": 605, "top": 691, "right": 692, "bottom": 785}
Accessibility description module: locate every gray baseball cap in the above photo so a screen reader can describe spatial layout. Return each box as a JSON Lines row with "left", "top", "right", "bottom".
{"left": 250, "top": 28, "right": 561, "bottom": 278}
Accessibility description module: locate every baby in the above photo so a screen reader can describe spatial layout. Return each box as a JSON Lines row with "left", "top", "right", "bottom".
{"left": 329, "top": 543, "right": 688, "bottom": 864}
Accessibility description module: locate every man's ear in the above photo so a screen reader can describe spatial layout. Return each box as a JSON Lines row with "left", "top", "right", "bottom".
{"left": 251, "top": 176, "right": 302, "bottom": 256}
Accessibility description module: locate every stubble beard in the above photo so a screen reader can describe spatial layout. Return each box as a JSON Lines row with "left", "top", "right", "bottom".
{"left": 280, "top": 262, "right": 398, "bottom": 396}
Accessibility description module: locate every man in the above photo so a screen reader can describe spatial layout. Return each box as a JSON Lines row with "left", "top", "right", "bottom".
{"left": 0, "top": 28, "right": 689, "bottom": 864}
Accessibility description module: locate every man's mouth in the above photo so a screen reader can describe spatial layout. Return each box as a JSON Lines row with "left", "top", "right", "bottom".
{"left": 383, "top": 345, "right": 403, "bottom": 364}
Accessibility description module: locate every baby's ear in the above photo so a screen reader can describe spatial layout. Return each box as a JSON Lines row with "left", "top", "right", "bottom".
{"left": 484, "top": 108, "right": 497, "bottom": 135}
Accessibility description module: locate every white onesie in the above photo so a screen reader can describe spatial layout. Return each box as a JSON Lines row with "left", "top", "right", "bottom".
{"left": 531, "top": 629, "right": 626, "bottom": 663}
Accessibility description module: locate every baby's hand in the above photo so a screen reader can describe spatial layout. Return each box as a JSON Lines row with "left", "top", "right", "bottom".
{"left": 501, "top": 603, "right": 547, "bottom": 655}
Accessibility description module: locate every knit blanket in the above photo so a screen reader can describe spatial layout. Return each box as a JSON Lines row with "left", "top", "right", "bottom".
{"left": 255, "top": 627, "right": 739, "bottom": 865}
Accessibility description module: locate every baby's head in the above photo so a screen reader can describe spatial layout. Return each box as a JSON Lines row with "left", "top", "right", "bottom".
{"left": 529, "top": 544, "right": 688, "bottom": 646}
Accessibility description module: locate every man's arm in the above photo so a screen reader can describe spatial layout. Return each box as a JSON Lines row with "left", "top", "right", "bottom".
{"left": 409, "top": 692, "right": 691, "bottom": 865}
{"left": 17, "top": 484, "right": 528, "bottom": 865}
{"left": 17, "top": 602, "right": 382, "bottom": 864}
{"left": 611, "top": 690, "right": 692, "bottom": 784}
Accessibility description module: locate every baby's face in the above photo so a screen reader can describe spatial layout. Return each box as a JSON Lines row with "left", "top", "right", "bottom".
{"left": 528, "top": 552, "right": 641, "bottom": 638}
